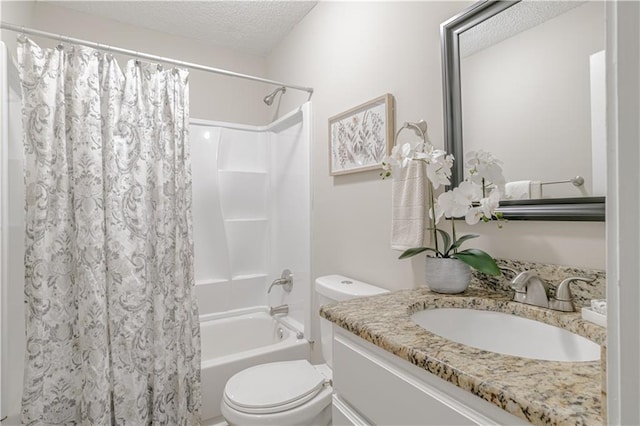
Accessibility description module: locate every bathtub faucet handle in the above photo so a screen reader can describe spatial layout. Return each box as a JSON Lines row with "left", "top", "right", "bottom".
{"left": 268, "top": 269, "right": 293, "bottom": 293}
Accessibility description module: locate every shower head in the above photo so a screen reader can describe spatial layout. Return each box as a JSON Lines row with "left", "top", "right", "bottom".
{"left": 263, "top": 86, "right": 287, "bottom": 105}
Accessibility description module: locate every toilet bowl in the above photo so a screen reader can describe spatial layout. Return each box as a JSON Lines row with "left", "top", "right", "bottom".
{"left": 220, "top": 275, "right": 388, "bottom": 425}
{"left": 221, "top": 360, "right": 332, "bottom": 426}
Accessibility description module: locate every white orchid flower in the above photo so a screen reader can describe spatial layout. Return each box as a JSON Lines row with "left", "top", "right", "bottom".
{"left": 465, "top": 187, "right": 501, "bottom": 225}
{"left": 380, "top": 160, "right": 393, "bottom": 178}
{"left": 481, "top": 187, "right": 501, "bottom": 215}
{"left": 381, "top": 152, "right": 395, "bottom": 169}
{"left": 381, "top": 143, "right": 412, "bottom": 176}
{"left": 432, "top": 191, "right": 450, "bottom": 224}
{"left": 414, "top": 145, "right": 453, "bottom": 189}
{"left": 391, "top": 142, "right": 412, "bottom": 168}
{"left": 466, "top": 150, "right": 505, "bottom": 188}
{"left": 465, "top": 207, "right": 483, "bottom": 225}
{"left": 434, "top": 180, "right": 482, "bottom": 223}
{"left": 427, "top": 153, "right": 454, "bottom": 190}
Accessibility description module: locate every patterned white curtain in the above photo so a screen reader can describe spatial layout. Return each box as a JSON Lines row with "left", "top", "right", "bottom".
{"left": 17, "top": 36, "right": 201, "bottom": 425}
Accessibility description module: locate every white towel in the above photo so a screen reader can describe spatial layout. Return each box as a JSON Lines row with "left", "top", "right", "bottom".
{"left": 591, "top": 299, "right": 607, "bottom": 316}
{"left": 391, "top": 161, "right": 426, "bottom": 251}
{"left": 530, "top": 181, "right": 542, "bottom": 198}
{"left": 505, "top": 180, "right": 542, "bottom": 200}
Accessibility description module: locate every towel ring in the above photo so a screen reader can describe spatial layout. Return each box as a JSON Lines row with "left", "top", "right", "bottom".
{"left": 394, "top": 120, "right": 429, "bottom": 149}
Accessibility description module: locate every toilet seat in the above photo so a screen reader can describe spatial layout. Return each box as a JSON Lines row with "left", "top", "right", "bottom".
{"left": 223, "top": 360, "right": 330, "bottom": 415}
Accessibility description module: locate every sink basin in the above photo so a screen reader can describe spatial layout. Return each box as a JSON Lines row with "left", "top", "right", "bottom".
{"left": 410, "top": 308, "right": 600, "bottom": 362}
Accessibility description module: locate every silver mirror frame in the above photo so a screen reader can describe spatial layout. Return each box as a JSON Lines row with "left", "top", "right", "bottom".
{"left": 441, "top": 0, "right": 605, "bottom": 221}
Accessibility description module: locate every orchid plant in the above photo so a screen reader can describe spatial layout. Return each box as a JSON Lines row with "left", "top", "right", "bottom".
{"left": 382, "top": 143, "right": 505, "bottom": 276}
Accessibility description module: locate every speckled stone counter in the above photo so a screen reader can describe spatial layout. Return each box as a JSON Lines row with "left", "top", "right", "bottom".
{"left": 320, "top": 286, "right": 606, "bottom": 425}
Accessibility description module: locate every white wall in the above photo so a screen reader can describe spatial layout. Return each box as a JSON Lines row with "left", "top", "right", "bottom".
{"left": 1, "top": 1, "right": 271, "bottom": 125}
{"left": 267, "top": 1, "right": 606, "bottom": 293}
{"left": 606, "top": 1, "right": 640, "bottom": 423}
{"left": 0, "top": 1, "right": 35, "bottom": 58}
{"left": 191, "top": 124, "right": 271, "bottom": 315}
{"left": 0, "top": 1, "right": 3, "bottom": 415}
{"left": 268, "top": 105, "right": 312, "bottom": 335}
{"left": 190, "top": 108, "right": 311, "bottom": 335}
{"left": 0, "top": 0, "right": 4, "bottom": 415}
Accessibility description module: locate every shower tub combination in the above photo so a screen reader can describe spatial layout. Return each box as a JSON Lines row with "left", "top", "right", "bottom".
{"left": 191, "top": 108, "right": 312, "bottom": 423}
{"left": 200, "top": 308, "right": 310, "bottom": 422}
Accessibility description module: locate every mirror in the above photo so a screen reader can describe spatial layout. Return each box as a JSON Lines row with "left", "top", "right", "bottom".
{"left": 441, "top": 1, "right": 605, "bottom": 221}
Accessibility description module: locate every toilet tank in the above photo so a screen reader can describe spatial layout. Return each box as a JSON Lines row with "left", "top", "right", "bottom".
{"left": 315, "top": 275, "right": 388, "bottom": 368}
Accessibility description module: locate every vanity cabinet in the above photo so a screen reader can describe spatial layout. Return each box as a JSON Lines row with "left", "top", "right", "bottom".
{"left": 331, "top": 328, "right": 528, "bottom": 426}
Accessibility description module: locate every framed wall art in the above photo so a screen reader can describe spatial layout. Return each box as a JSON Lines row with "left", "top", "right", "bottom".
{"left": 329, "top": 93, "right": 395, "bottom": 176}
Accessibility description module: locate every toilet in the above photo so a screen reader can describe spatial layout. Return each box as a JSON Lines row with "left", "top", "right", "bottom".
{"left": 220, "top": 275, "right": 388, "bottom": 425}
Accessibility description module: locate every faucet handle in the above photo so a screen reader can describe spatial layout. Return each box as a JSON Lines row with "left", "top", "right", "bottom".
{"left": 555, "top": 276, "right": 595, "bottom": 301}
{"left": 509, "top": 270, "right": 537, "bottom": 292}
{"left": 267, "top": 269, "right": 293, "bottom": 294}
{"left": 548, "top": 276, "right": 595, "bottom": 312}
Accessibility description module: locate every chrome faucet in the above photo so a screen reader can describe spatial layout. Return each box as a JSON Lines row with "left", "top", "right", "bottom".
{"left": 509, "top": 271, "right": 594, "bottom": 312}
{"left": 269, "top": 304, "right": 289, "bottom": 316}
{"left": 268, "top": 269, "right": 293, "bottom": 294}
{"left": 548, "top": 276, "right": 595, "bottom": 312}
{"left": 510, "top": 271, "right": 549, "bottom": 308}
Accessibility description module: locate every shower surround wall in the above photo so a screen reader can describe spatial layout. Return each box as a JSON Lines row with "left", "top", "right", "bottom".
{"left": 190, "top": 105, "right": 311, "bottom": 334}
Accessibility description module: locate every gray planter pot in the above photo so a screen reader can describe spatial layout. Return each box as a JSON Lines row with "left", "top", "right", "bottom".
{"left": 424, "top": 257, "right": 471, "bottom": 294}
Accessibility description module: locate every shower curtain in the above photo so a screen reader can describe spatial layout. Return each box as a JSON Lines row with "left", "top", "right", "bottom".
{"left": 17, "top": 36, "right": 201, "bottom": 425}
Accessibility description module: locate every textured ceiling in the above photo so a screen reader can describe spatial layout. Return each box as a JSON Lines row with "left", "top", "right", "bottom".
{"left": 460, "top": 1, "right": 584, "bottom": 58}
{"left": 46, "top": 1, "right": 317, "bottom": 56}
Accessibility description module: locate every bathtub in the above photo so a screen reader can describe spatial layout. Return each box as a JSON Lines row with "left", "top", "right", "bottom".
{"left": 200, "top": 307, "right": 310, "bottom": 423}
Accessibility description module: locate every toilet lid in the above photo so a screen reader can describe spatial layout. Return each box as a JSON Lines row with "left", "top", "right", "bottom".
{"left": 223, "top": 360, "right": 329, "bottom": 415}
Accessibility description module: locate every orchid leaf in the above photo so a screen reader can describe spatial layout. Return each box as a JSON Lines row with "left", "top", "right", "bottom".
{"left": 452, "top": 249, "right": 501, "bottom": 276}
{"left": 399, "top": 247, "right": 440, "bottom": 260}
{"left": 428, "top": 228, "right": 452, "bottom": 255}
{"left": 449, "top": 234, "right": 480, "bottom": 253}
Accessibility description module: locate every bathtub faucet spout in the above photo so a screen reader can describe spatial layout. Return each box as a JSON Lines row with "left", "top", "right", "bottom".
{"left": 268, "top": 269, "right": 293, "bottom": 293}
{"left": 269, "top": 304, "right": 289, "bottom": 316}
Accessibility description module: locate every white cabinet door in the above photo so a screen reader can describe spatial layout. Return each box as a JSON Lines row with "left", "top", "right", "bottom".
{"left": 332, "top": 395, "right": 371, "bottom": 426}
{"left": 332, "top": 329, "right": 527, "bottom": 426}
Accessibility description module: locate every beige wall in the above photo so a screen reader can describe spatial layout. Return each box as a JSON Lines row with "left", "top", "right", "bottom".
{"left": 1, "top": 1, "right": 35, "bottom": 56}
{"left": 1, "top": 1, "right": 270, "bottom": 125}
{"left": 2, "top": 0, "right": 607, "bottom": 291}
{"left": 267, "top": 1, "right": 606, "bottom": 292}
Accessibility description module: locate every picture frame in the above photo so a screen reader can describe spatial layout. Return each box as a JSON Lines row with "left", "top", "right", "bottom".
{"left": 329, "top": 93, "right": 395, "bottom": 176}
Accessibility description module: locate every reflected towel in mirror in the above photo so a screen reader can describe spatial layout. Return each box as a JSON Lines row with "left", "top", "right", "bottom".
{"left": 505, "top": 180, "right": 542, "bottom": 199}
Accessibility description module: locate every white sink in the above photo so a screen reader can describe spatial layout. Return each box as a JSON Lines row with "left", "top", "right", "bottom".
{"left": 410, "top": 308, "right": 600, "bottom": 362}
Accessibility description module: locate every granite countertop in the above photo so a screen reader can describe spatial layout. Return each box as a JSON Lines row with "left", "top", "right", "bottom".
{"left": 320, "top": 286, "right": 606, "bottom": 425}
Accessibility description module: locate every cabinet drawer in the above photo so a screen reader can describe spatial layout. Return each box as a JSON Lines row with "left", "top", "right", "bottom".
{"left": 332, "top": 331, "right": 526, "bottom": 426}
{"left": 333, "top": 335, "right": 476, "bottom": 425}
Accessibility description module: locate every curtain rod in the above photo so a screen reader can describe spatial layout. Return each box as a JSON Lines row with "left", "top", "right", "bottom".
{"left": 0, "top": 21, "right": 314, "bottom": 98}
